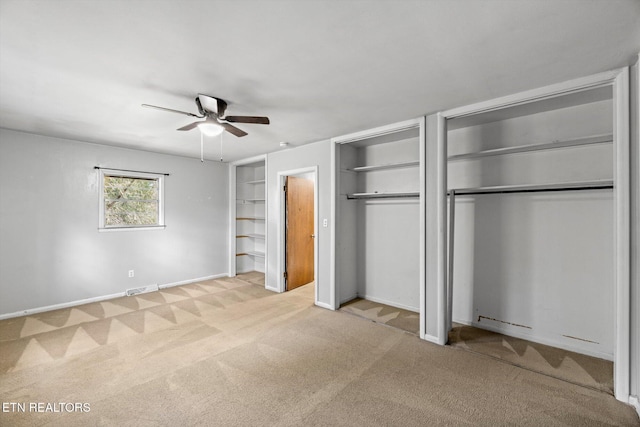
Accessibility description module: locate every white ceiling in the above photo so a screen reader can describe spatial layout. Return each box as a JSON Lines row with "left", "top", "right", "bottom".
{"left": 1, "top": 0, "right": 639, "bottom": 162}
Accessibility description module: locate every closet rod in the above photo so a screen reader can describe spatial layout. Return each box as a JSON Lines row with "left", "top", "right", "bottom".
{"left": 448, "top": 180, "right": 613, "bottom": 196}
{"left": 346, "top": 191, "right": 419, "bottom": 200}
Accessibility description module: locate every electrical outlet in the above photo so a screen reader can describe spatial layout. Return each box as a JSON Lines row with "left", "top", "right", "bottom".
{"left": 128, "top": 270, "right": 134, "bottom": 278}
{"left": 323, "top": 218, "right": 328, "bottom": 227}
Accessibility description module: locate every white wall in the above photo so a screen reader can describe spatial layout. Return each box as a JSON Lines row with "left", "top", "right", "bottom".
{"left": 630, "top": 58, "right": 640, "bottom": 407}
{"left": 266, "top": 140, "right": 332, "bottom": 306}
{"left": 448, "top": 99, "right": 615, "bottom": 359}
{"left": 337, "top": 144, "right": 359, "bottom": 304}
{"left": 0, "top": 129, "right": 229, "bottom": 316}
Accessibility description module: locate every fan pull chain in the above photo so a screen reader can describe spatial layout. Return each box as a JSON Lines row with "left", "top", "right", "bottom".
{"left": 219, "top": 132, "right": 224, "bottom": 162}
{"left": 200, "top": 132, "right": 204, "bottom": 163}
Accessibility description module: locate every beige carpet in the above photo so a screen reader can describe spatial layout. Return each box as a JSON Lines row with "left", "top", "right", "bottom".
{"left": 340, "top": 298, "right": 420, "bottom": 335}
{"left": 339, "top": 298, "right": 615, "bottom": 396}
{"left": 0, "top": 273, "right": 637, "bottom": 426}
{"left": 448, "top": 323, "right": 614, "bottom": 394}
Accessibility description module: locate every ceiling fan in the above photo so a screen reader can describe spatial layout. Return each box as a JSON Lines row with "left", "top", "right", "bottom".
{"left": 142, "top": 94, "right": 269, "bottom": 137}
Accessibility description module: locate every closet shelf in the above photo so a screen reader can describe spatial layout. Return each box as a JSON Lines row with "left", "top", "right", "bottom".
{"left": 347, "top": 191, "right": 419, "bottom": 200}
{"left": 236, "top": 217, "right": 265, "bottom": 221}
{"left": 448, "top": 133, "right": 612, "bottom": 161}
{"left": 240, "top": 179, "right": 265, "bottom": 185}
{"left": 348, "top": 160, "right": 419, "bottom": 172}
{"left": 236, "top": 251, "right": 265, "bottom": 258}
{"left": 236, "top": 233, "right": 265, "bottom": 239}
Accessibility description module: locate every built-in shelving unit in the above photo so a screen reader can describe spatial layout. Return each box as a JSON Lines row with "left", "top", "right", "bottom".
{"left": 340, "top": 128, "right": 421, "bottom": 201}
{"left": 234, "top": 159, "right": 266, "bottom": 274}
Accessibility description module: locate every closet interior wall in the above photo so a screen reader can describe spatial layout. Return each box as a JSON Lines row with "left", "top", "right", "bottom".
{"left": 337, "top": 127, "right": 421, "bottom": 311}
{"left": 235, "top": 161, "right": 266, "bottom": 274}
{"left": 447, "top": 88, "right": 615, "bottom": 360}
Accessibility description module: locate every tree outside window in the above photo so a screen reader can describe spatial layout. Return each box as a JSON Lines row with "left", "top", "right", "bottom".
{"left": 98, "top": 169, "right": 165, "bottom": 230}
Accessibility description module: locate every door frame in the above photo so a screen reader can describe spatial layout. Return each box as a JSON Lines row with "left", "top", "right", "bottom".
{"left": 277, "top": 167, "right": 319, "bottom": 302}
{"left": 431, "top": 67, "right": 631, "bottom": 403}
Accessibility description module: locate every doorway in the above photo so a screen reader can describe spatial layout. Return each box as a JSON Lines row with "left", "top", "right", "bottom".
{"left": 285, "top": 175, "right": 314, "bottom": 290}
{"left": 278, "top": 167, "right": 318, "bottom": 297}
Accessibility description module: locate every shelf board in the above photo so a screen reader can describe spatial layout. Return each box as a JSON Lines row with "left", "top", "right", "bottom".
{"left": 448, "top": 133, "right": 612, "bottom": 161}
{"left": 239, "top": 179, "right": 265, "bottom": 185}
{"left": 236, "top": 251, "right": 265, "bottom": 258}
{"left": 348, "top": 160, "right": 419, "bottom": 172}
{"left": 346, "top": 191, "right": 419, "bottom": 200}
{"left": 236, "top": 217, "right": 265, "bottom": 221}
{"left": 236, "top": 234, "right": 265, "bottom": 239}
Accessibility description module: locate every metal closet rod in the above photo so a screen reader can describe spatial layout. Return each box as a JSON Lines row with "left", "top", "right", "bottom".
{"left": 448, "top": 180, "right": 613, "bottom": 196}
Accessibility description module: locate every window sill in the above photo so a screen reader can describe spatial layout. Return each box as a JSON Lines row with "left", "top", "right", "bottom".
{"left": 99, "top": 225, "right": 166, "bottom": 233}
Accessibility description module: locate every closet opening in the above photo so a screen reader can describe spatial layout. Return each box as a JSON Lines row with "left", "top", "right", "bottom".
{"left": 333, "top": 119, "right": 425, "bottom": 336}
{"left": 444, "top": 83, "right": 616, "bottom": 393}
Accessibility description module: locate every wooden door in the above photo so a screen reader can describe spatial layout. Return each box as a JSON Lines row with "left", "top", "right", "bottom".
{"left": 285, "top": 176, "right": 314, "bottom": 290}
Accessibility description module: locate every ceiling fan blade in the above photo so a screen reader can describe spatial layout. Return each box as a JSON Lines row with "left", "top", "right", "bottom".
{"left": 177, "top": 121, "right": 201, "bottom": 131}
{"left": 217, "top": 98, "right": 227, "bottom": 117}
{"left": 142, "top": 104, "right": 201, "bottom": 118}
{"left": 225, "top": 115, "right": 270, "bottom": 125}
{"left": 220, "top": 122, "right": 248, "bottom": 137}
{"left": 195, "top": 97, "right": 205, "bottom": 116}
{"left": 197, "top": 94, "right": 227, "bottom": 117}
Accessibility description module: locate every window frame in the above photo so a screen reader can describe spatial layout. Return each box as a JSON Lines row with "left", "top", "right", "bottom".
{"left": 98, "top": 168, "right": 165, "bottom": 232}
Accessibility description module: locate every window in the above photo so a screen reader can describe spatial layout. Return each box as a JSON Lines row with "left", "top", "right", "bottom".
{"left": 98, "top": 169, "right": 165, "bottom": 231}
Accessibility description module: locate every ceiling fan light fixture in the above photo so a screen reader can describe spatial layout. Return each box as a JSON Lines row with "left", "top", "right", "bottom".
{"left": 198, "top": 122, "right": 224, "bottom": 137}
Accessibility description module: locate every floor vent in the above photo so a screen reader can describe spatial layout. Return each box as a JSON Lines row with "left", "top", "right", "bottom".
{"left": 126, "top": 284, "right": 159, "bottom": 296}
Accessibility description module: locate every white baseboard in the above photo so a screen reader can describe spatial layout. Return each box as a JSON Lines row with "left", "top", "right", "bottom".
{"left": 357, "top": 293, "right": 419, "bottom": 313}
{"left": 315, "top": 301, "right": 334, "bottom": 310}
{"left": 265, "top": 285, "right": 281, "bottom": 293}
{"left": 629, "top": 395, "right": 639, "bottom": 417}
{"left": 339, "top": 293, "right": 358, "bottom": 305}
{"left": 453, "top": 318, "right": 613, "bottom": 361}
{"left": 0, "top": 291, "right": 126, "bottom": 320}
{"left": 423, "top": 333, "right": 445, "bottom": 345}
{"left": 158, "top": 273, "right": 228, "bottom": 289}
{"left": 0, "top": 273, "right": 230, "bottom": 320}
